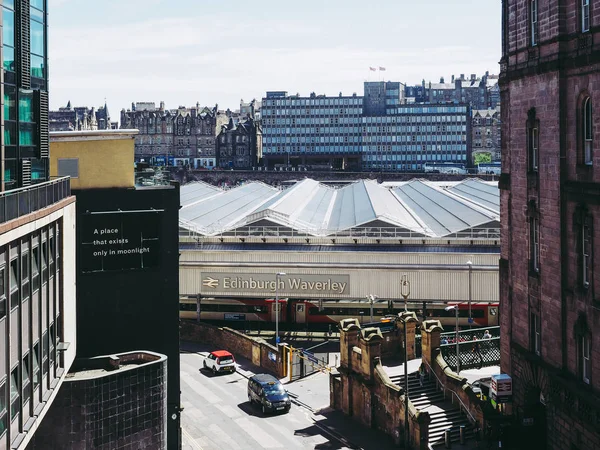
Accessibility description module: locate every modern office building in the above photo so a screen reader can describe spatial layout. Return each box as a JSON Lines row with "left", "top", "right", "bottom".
{"left": 261, "top": 91, "right": 364, "bottom": 170}
{"left": 500, "top": 1, "right": 600, "bottom": 449}
{"left": 261, "top": 84, "right": 470, "bottom": 172}
{"left": 2, "top": 0, "right": 49, "bottom": 189}
{"left": 0, "top": 2, "right": 78, "bottom": 449}
{"left": 48, "top": 130, "right": 181, "bottom": 450}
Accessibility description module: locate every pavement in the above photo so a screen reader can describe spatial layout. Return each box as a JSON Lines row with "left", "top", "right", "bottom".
{"left": 180, "top": 341, "right": 399, "bottom": 450}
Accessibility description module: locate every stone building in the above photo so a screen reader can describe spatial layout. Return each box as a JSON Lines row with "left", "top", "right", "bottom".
{"left": 500, "top": 1, "right": 600, "bottom": 449}
{"left": 49, "top": 101, "right": 115, "bottom": 132}
{"left": 472, "top": 107, "right": 501, "bottom": 162}
{"left": 216, "top": 117, "right": 262, "bottom": 169}
{"left": 405, "top": 73, "right": 500, "bottom": 110}
{"left": 120, "top": 102, "right": 230, "bottom": 168}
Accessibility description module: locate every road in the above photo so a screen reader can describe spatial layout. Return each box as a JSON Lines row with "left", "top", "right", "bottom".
{"left": 180, "top": 345, "right": 359, "bottom": 450}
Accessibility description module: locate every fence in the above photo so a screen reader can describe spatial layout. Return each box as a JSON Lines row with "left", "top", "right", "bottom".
{"left": 440, "top": 336, "right": 501, "bottom": 372}
{"left": 0, "top": 177, "right": 71, "bottom": 224}
{"left": 440, "top": 326, "right": 500, "bottom": 343}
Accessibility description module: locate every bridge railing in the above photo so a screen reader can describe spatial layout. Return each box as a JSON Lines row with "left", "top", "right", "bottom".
{"left": 440, "top": 326, "right": 500, "bottom": 343}
{"left": 440, "top": 336, "right": 501, "bottom": 372}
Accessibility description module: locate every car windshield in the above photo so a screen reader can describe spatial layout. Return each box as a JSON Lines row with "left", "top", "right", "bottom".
{"left": 264, "top": 384, "right": 285, "bottom": 395}
{"left": 218, "top": 356, "right": 233, "bottom": 363}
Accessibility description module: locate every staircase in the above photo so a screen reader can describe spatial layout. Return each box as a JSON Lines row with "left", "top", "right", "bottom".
{"left": 390, "top": 372, "right": 474, "bottom": 448}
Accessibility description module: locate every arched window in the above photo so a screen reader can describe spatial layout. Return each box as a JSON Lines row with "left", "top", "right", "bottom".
{"left": 583, "top": 97, "right": 593, "bottom": 165}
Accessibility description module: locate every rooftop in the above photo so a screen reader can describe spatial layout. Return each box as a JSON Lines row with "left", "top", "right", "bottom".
{"left": 179, "top": 178, "right": 499, "bottom": 239}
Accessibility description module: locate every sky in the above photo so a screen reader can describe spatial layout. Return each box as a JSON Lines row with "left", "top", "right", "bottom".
{"left": 48, "top": 0, "right": 501, "bottom": 118}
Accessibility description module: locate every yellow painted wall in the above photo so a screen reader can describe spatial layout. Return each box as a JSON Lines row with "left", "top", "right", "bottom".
{"left": 50, "top": 137, "right": 135, "bottom": 189}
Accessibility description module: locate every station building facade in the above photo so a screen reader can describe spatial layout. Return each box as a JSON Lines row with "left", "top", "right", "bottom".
{"left": 179, "top": 178, "right": 499, "bottom": 327}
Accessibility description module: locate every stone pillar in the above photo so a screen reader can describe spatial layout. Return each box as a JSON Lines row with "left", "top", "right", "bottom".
{"left": 358, "top": 327, "right": 383, "bottom": 380}
{"left": 420, "top": 320, "right": 443, "bottom": 369}
{"left": 339, "top": 318, "right": 360, "bottom": 370}
{"left": 398, "top": 311, "right": 418, "bottom": 361}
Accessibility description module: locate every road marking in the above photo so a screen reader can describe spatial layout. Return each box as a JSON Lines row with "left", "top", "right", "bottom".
{"left": 236, "top": 417, "right": 283, "bottom": 448}
{"left": 182, "top": 427, "right": 204, "bottom": 450}
{"left": 181, "top": 372, "right": 221, "bottom": 404}
{"left": 208, "top": 423, "right": 243, "bottom": 450}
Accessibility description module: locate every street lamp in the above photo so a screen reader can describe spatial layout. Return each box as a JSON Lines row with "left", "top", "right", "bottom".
{"left": 400, "top": 274, "right": 410, "bottom": 312}
{"left": 445, "top": 305, "right": 460, "bottom": 374}
{"left": 275, "top": 272, "right": 286, "bottom": 344}
{"left": 366, "top": 294, "right": 377, "bottom": 322}
{"left": 467, "top": 260, "right": 473, "bottom": 328}
{"left": 400, "top": 277, "right": 411, "bottom": 450}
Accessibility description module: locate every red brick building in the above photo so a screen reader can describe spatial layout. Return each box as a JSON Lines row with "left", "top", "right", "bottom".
{"left": 500, "top": 0, "right": 600, "bottom": 449}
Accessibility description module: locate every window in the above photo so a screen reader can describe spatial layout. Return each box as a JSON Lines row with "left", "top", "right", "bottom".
{"left": 583, "top": 97, "right": 593, "bottom": 165}
{"left": 531, "top": 0, "right": 538, "bottom": 46}
{"left": 582, "top": 0, "right": 590, "bottom": 33}
{"left": 530, "top": 217, "right": 540, "bottom": 272}
{"left": 528, "top": 125, "right": 539, "bottom": 171}
{"left": 582, "top": 335, "right": 591, "bottom": 384}
{"left": 57, "top": 158, "right": 79, "bottom": 178}
{"left": 531, "top": 313, "right": 541, "bottom": 355}
{"left": 582, "top": 223, "right": 592, "bottom": 287}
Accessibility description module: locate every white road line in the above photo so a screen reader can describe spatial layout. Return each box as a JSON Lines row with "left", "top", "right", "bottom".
{"left": 207, "top": 423, "right": 243, "bottom": 450}
{"left": 181, "top": 372, "right": 221, "bottom": 404}
{"left": 235, "top": 417, "right": 284, "bottom": 448}
{"left": 182, "top": 427, "right": 204, "bottom": 450}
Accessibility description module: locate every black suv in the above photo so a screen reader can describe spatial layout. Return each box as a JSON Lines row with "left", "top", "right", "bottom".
{"left": 247, "top": 374, "right": 291, "bottom": 415}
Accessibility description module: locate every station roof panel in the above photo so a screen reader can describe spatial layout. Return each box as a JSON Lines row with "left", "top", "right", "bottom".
{"left": 179, "top": 178, "right": 499, "bottom": 237}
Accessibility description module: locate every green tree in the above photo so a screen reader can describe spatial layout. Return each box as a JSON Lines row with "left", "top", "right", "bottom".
{"left": 474, "top": 152, "right": 492, "bottom": 165}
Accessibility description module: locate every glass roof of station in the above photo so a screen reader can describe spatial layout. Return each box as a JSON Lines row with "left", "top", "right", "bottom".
{"left": 179, "top": 178, "right": 499, "bottom": 237}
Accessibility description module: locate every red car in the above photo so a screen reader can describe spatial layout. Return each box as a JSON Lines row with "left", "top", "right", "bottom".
{"left": 203, "top": 350, "right": 236, "bottom": 374}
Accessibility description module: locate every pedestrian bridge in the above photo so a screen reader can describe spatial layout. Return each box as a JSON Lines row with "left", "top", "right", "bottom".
{"left": 439, "top": 326, "right": 501, "bottom": 372}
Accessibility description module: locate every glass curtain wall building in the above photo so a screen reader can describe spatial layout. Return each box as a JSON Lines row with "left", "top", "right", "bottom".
{"left": 261, "top": 82, "right": 470, "bottom": 172}
{"left": 2, "top": 0, "right": 49, "bottom": 189}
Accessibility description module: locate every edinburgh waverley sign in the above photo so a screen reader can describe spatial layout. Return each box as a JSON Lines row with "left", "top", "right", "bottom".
{"left": 201, "top": 273, "right": 350, "bottom": 296}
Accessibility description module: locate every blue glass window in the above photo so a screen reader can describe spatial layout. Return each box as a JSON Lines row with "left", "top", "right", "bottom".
{"left": 3, "top": 45, "right": 14, "bottom": 72}
{"left": 30, "top": 20, "right": 45, "bottom": 56}
{"left": 31, "top": 54, "right": 44, "bottom": 78}
{"left": 3, "top": 8, "right": 14, "bottom": 47}
{"left": 30, "top": 6, "right": 44, "bottom": 23}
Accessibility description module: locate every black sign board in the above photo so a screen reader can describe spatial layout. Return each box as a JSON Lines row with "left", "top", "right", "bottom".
{"left": 80, "top": 211, "right": 161, "bottom": 272}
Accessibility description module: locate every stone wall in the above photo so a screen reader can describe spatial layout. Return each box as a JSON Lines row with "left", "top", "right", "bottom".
{"left": 421, "top": 320, "right": 485, "bottom": 426}
{"left": 180, "top": 321, "right": 284, "bottom": 377}
{"left": 331, "top": 319, "right": 429, "bottom": 449}
{"left": 26, "top": 351, "right": 167, "bottom": 450}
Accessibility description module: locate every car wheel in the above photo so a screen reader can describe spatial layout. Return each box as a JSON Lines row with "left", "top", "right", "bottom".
{"left": 248, "top": 394, "right": 253, "bottom": 404}
{"left": 212, "top": 367, "right": 217, "bottom": 375}
{"left": 262, "top": 404, "right": 266, "bottom": 415}
{"left": 203, "top": 360, "right": 207, "bottom": 370}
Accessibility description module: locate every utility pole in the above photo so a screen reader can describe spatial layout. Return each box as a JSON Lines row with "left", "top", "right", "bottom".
{"left": 401, "top": 276, "right": 411, "bottom": 450}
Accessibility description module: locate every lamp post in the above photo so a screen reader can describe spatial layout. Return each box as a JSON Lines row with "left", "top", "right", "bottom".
{"left": 400, "top": 274, "right": 410, "bottom": 312}
{"left": 445, "top": 305, "right": 460, "bottom": 374}
{"left": 366, "top": 294, "right": 377, "bottom": 322}
{"left": 467, "top": 260, "right": 473, "bottom": 328}
{"left": 275, "top": 272, "right": 286, "bottom": 344}
{"left": 400, "top": 277, "right": 411, "bottom": 450}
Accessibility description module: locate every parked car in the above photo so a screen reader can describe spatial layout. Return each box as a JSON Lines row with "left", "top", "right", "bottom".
{"left": 203, "top": 350, "right": 236, "bottom": 374}
{"left": 247, "top": 374, "right": 291, "bottom": 415}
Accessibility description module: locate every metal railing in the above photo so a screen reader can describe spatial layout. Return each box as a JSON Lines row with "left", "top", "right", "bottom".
{"left": 423, "top": 359, "right": 477, "bottom": 425}
{"left": 179, "top": 225, "right": 501, "bottom": 241}
{"left": 0, "top": 177, "right": 71, "bottom": 224}
{"left": 440, "top": 336, "right": 501, "bottom": 372}
{"left": 441, "top": 326, "right": 501, "bottom": 342}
